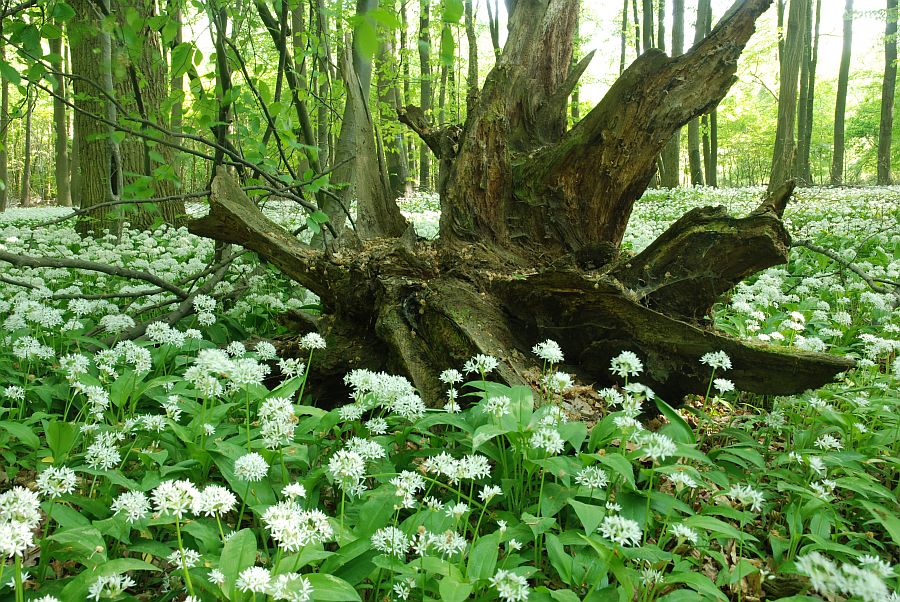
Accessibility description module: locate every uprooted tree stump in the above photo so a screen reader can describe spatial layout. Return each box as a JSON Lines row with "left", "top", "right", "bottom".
{"left": 189, "top": 0, "right": 852, "bottom": 405}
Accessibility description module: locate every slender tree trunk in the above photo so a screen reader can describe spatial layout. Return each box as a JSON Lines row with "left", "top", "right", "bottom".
{"left": 0, "top": 42, "right": 8, "bottom": 212}
{"left": 631, "top": 0, "right": 642, "bottom": 55}
{"left": 830, "top": 0, "right": 853, "bottom": 186}
{"left": 620, "top": 0, "right": 628, "bottom": 74}
{"left": 400, "top": 0, "right": 413, "bottom": 175}
{"left": 464, "top": 0, "right": 478, "bottom": 114}
{"left": 777, "top": 0, "right": 785, "bottom": 65}
{"left": 642, "top": 0, "right": 654, "bottom": 50}
{"left": 795, "top": 0, "right": 813, "bottom": 184}
{"left": 797, "top": 0, "right": 821, "bottom": 184}
{"left": 418, "top": 0, "right": 432, "bottom": 190}
{"left": 315, "top": 0, "right": 332, "bottom": 167}
{"left": 700, "top": 6, "right": 717, "bottom": 187}
{"left": 660, "top": 0, "right": 683, "bottom": 188}
{"left": 486, "top": 0, "right": 500, "bottom": 57}
{"left": 878, "top": 0, "right": 897, "bottom": 184}
{"left": 378, "top": 12, "right": 411, "bottom": 198}
{"left": 688, "top": 0, "right": 710, "bottom": 186}
{"left": 49, "top": 33, "right": 71, "bottom": 206}
{"left": 769, "top": 0, "right": 809, "bottom": 192}
{"left": 20, "top": 90, "right": 34, "bottom": 207}
{"left": 169, "top": 5, "right": 183, "bottom": 138}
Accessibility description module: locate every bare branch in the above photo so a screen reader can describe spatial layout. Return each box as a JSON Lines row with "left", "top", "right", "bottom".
{"left": 793, "top": 239, "right": 900, "bottom": 307}
{"left": 0, "top": 250, "right": 190, "bottom": 299}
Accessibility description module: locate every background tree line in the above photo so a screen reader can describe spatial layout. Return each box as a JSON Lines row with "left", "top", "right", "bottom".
{"left": 0, "top": 0, "right": 897, "bottom": 222}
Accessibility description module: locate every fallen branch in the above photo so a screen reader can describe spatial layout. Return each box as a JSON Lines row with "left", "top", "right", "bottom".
{"left": 0, "top": 250, "right": 190, "bottom": 299}
{"left": 792, "top": 239, "right": 900, "bottom": 307}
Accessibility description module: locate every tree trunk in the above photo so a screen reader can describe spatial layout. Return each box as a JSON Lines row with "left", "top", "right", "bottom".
{"left": 642, "top": 0, "right": 654, "bottom": 50}
{"left": 687, "top": 0, "right": 709, "bottom": 186}
{"left": 189, "top": 0, "right": 850, "bottom": 406}
{"left": 795, "top": 0, "right": 813, "bottom": 185}
{"left": 878, "top": 0, "right": 897, "bottom": 184}
{"left": 769, "top": 0, "right": 808, "bottom": 192}
{"left": 49, "top": 32, "right": 71, "bottom": 207}
{"left": 378, "top": 15, "right": 412, "bottom": 198}
{"left": 418, "top": 0, "right": 432, "bottom": 190}
{"left": 464, "top": 0, "right": 478, "bottom": 114}
{"left": 631, "top": 0, "right": 642, "bottom": 55}
{"left": 0, "top": 41, "right": 7, "bottom": 212}
{"left": 660, "top": 0, "right": 684, "bottom": 188}
{"left": 830, "top": 0, "right": 853, "bottom": 186}
{"left": 116, "top": 0, "right": 184, "bottom": 229}
{"left": 20, "top": 91, "right": 34, "bottom": 207}
{"left": 700, "top": 6, "right": 717, "bottom": 187}
{"left": 796, "top": 0, "right": 820, "bottom": 184}
{"left": 620, "top": 0, "right": 628, "bottom": 75}
{"left": 70, "top": 0, "right": 118, "bottom": 234}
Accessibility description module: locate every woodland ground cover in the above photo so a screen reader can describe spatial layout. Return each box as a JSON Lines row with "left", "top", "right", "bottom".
{"left": 0, "top": 187, "right": 898, "bottom": 601}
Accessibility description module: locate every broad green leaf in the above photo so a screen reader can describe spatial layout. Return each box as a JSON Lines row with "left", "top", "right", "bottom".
{"left": 45, "top": 419, "right": 78, "bottom": 460}
{"left": 219, "top": 528, "right": 257, "bottom": 597}
{"left": 569, "top": 498, "right": 604, "bottom": 534}
{"left": 439, "top": 575, "right": 473, "bottom": 602}
{"left": 442, "top": 0, "right": 464, "bottom": 22}
{"left": 467, "top": 532, "right": 499, "bottom": 580}
{"left": 61, "top": 558, "right": 159, "bottom": 599}
{"left": 305, "top": 573, "right": 362, "bottom": 601}
{"left": 0, "top": 420, "right": 39, "bottom": 447}
{"left": 655, "top": 397, "right": 695, "bottom": 444}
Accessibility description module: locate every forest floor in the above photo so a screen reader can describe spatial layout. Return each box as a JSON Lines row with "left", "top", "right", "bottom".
{"left": 0, "top": 186, "right": 898, "bottom": 601}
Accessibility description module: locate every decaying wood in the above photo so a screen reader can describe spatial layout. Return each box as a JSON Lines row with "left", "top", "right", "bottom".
{"left": 187, "top": 0, "right": 854, "bottom": 406}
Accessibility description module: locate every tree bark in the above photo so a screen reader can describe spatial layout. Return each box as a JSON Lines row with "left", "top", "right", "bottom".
{"left": 768, "top": 0, "right": 808, "bottom": 192}
{"left": 642, "top": 0, "right": 654, "bottom": 50}
{"left": 116, "top": 0, "right": 184, "bottom": 229}
{"left": 69, "top": 0, "right": 118, "bottom": 234}
{"left": 188, "top": 0, "right": 850, "bottom": 406}
{"left": 830, "top": 0, "right": 853, "bottom": 186}
{"left": 464, "top": 0, "right": 478, "bottom": 114}
{"left": 795, "top": 0, "right": 813, "bottom": 184}
{"left": 49, "top": 32, "right": 71, "bottom": 207}
{"left": 620, "top": 0, "right": 628, "bottom": 75}
{"left": 796, "top": 0, "right": 820, "bottom": 184}
{"left": 878, "top": 0, "right": 897, "bottom": 184}
{"left": 377, "top": 15, "right": 412, "bottom": 198}
{"left": 687, "top": 0, "right": 710, "bottom": 186}
{"left": 418, "top": 0, "right": 433, "bottom": 190}
{"left": 660, "top": 0, "right": 684, "bottom": 188}
{"left": 20, "top": 90, "right": 33, "bottom": 207}
{"left": 0, "top": 40, "right": 7, "bottom": 212}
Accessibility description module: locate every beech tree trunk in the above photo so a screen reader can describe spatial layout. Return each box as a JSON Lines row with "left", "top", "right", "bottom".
{"left": 20, "top": 91, "right": 33, "bottom": 207}
{"left": 0, "top": 42, "right": 7, "bottom": 212}
{"left": 189, "top": 0, "right": 851, "bottom": 406}
{"left": 796, "top": 0, "right": 821, "bottom": 185}
{"left": 688, "top": 0, "right": 710, "bottom": 186}
{"left": 830, "top": 0, "right": 854, "bottom": 186}
{"left": 878, "top": 0, "right": 897, "bottom": 185}
{"left": 660, "top": 0, "right": 684, "bottom": 188}
{"left": 769, "top": 0, "right": 808, "bottom": 192}
{"left": 418, "top": 0, "right": 432, "bottom": 190}
{"left": 49, "top": 32, "right": 71, "bottom": 207}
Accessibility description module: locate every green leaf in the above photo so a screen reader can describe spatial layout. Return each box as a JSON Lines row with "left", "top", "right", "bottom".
{"left": 665, "top": 571, "right": 728, "bottom": 600}
{"left": 0, "top": 420, "right": 39, "bottom": 448}
{"left": 52, "top": 1, "right": 77, "bottom": 21}
{"left": 45, "top": 419, "right": 78, "bottom": 460}
{"left": 49, "top": 525, "right": 107, "bottom": 567}
{"left": 442, "top": 0, "right": 464, "bottom": 22}
{"left": 61, "top": 558, "right": 159, "bottom": 599}
{"left": 354, "top": 17, "right": 379, "bottom": 59}
{"left": 862, "top": 502, "right": 900, "bottom": 549}
{"left": 466, "top": 532, "right": 499, "bottom": 580}
{"left": 219, "top": 528, "right": 257, "bottom": 596}
{"left": 439, "top": 26, "right": 455, "bottom": 67}
{"left": 569, "top": 498, "right": 604, "bottom": 534}
{"left": 0, "top": 60, "right": 21, "bottom": 86}
{"left": 584, "top": 453, "right": 636, "bottom": 490}
{"left": 171, "top": 42, "right": 194, "bottom": 78}
{"left": 304, "top": 573, "right": 362, "bottom": 601}
{"left": 545, "top": 533, "right": 573, "bottom": 585}
{"left": 439, "top": 575, "right": 473, "bottom": 602}
{"left": 655, "top": 397, "right": 695, "bottom": 444}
